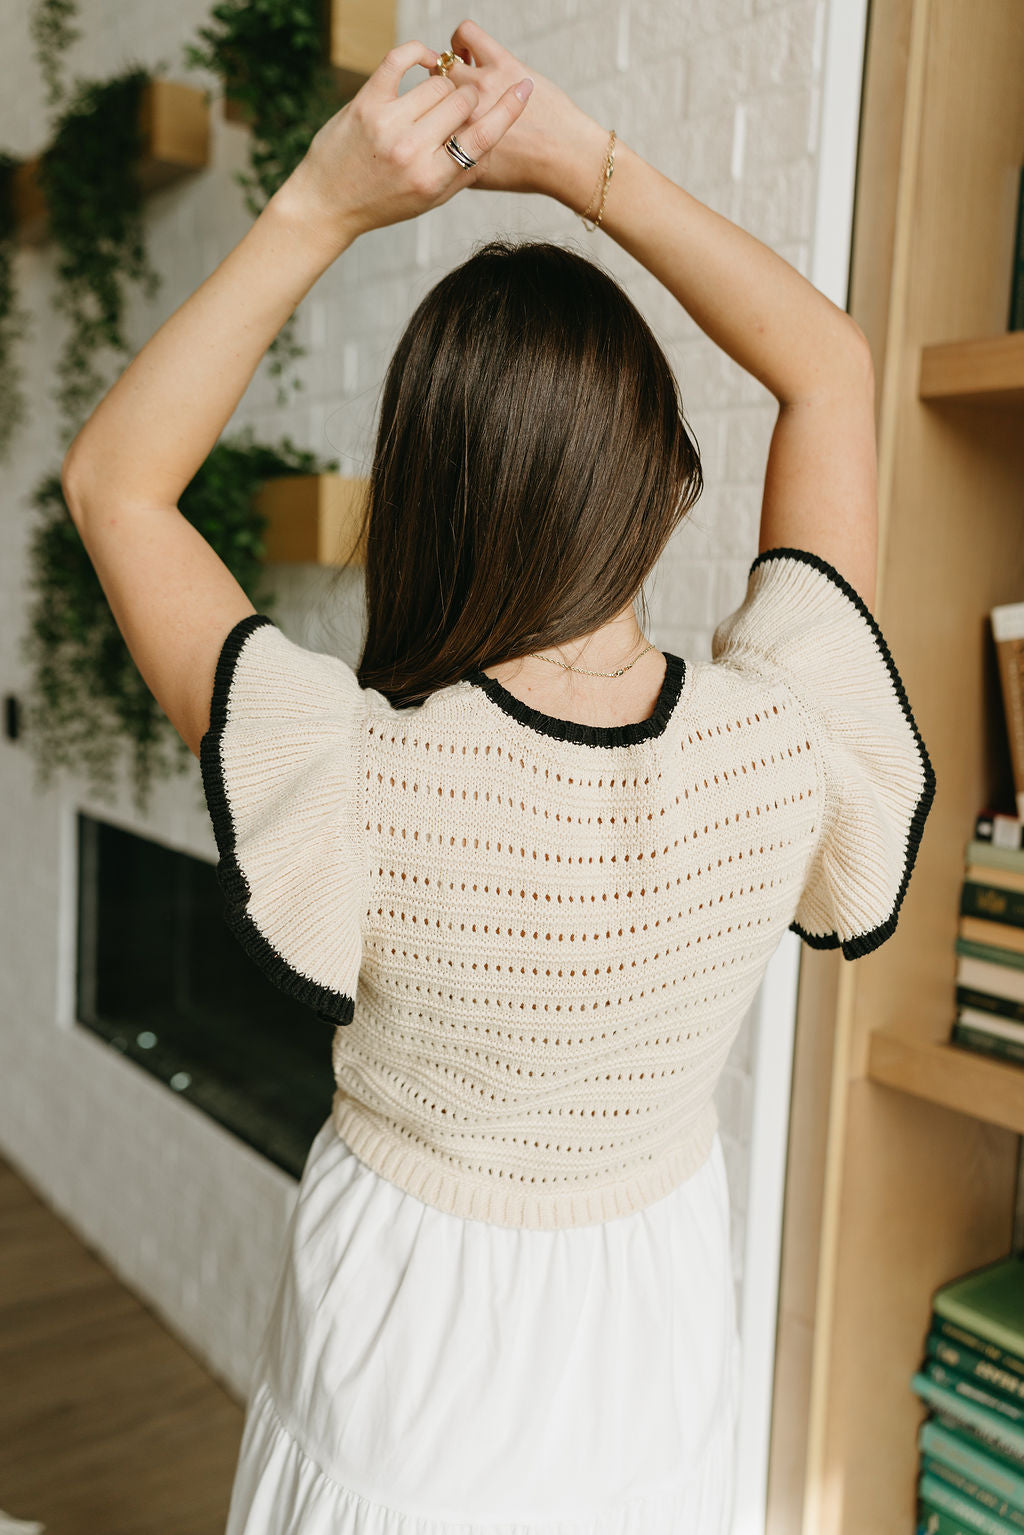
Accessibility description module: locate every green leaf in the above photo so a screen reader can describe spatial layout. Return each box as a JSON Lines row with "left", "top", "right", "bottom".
{"left": 22, "top": 433, "right": 339, "bottom": 813}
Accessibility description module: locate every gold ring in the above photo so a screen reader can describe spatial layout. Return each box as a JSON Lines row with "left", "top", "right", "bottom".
{"left": 436, "top": 48, "right": 458, "bottom": 77}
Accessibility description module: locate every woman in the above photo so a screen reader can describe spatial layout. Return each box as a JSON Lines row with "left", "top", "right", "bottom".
{"left": 62, "top": 17, "right": 935, "bottom": 1533}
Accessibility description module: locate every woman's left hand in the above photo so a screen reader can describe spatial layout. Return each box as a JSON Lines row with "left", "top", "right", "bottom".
{"left": 285, "top": 39, "right": 533, "bottom": 245}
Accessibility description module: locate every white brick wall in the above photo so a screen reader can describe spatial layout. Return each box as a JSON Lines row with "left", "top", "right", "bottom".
{"left": 0, "top": 0, "right": 836, "bottom": 1411}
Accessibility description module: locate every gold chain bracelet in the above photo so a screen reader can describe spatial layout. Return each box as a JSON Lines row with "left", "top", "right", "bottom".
{"left": 579, "top": 129, "right": 616, "bottom": 231}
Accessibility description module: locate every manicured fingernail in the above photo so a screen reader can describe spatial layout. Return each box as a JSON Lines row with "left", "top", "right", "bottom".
{"left": 514, "top": 77, "right": 534, "bottom": 101}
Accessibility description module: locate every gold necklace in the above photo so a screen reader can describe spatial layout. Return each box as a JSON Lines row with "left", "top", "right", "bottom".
{"left": 526, "top": 639, "right": 656, "bottom": 679}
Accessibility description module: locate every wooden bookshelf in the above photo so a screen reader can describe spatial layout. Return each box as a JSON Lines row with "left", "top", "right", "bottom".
{"left": 868, "top": 1029, "right": 1024, "bottom": 1136}
{"left": 766, "top": 3, "right": 1024, "bottom": 1533}
{"left": 920, "top": 332, "right": 1024, "bottom": 404}
{"left": 256, "top": 474, "right": 368, "bottom": 566}
{"left": 13, "top": 79, "right": 210, "bottom": 246}
{"left": 223, "top": 0, "right": 395, "bottom": 123}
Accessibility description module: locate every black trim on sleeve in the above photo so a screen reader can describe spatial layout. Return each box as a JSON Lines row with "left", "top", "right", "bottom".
{"left": 750, "top": 547, "right": 937, "bottom": 961}
{"left": 199, "top": 610, "right": 356, "bottom": 1027}
{"left": 463, "top": 651, "right": 687, "bottom": 747}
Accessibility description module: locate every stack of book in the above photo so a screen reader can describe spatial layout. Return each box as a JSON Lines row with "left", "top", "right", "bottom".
{"left": 913, "top": 1253, "right": 1024, "bottom": 1533}
{"left": 954, "top": 812, "right": 1024, "bottom": 1067}
{"left": 954, "top": 597, "right": 1024, "bottom": 1063}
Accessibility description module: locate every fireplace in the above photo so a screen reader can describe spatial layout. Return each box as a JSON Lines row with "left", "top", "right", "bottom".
{"left": 75, "top": 812, "right": 335, "bottom": 1177}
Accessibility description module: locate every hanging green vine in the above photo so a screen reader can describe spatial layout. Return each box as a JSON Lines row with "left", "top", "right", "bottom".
{"left": 183, "top": 0, "right": 342, "bottom": 401}
{"left": 30, "top": 0, "right": 81, "bottom": 111}
{"left": 0, "top": 155, "right": 32, "bottom": 464}
{"left": 36, "top": 65, "right": 167, "bottom": 443}
{"left": 21, "top": 432, "right": 339, "bottom": 814}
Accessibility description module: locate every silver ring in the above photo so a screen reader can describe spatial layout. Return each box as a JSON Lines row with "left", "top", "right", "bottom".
{"left": 444, "top": 134, "right": 476, "bottom": 169}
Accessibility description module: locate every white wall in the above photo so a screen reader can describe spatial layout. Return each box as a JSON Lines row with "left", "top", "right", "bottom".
{"left": 0, "top": 7, "right": 854, "bottom": 1501}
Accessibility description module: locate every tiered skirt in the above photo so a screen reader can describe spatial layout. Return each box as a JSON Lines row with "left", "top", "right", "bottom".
{"left": 225, "top": 1117, "right": 742, "bottom": 1534}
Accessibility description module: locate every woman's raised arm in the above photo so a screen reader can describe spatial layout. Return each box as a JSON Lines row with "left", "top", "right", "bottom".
{"left": 576, "top": 131, "right": 878, "bottom": 608}
{"left": 443, "top": 18, "right": 878, "bottom": 607}
{"left": 58, "top": 38, "right": 533, "bottom": 760}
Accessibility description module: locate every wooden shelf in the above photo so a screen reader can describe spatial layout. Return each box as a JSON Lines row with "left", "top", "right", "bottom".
{"left": 328, "top": 0, "right": 396, "bottom": 99}
{"left": 14, "top": 79, "right": 210, "bottom": 246}
{"left": 868, "top": 1027, "right": 1024, "bottom": 1135}
{"left": 224, "top": 0, "right": 395, "bottom": 123}
{"left": 256, "top": 474, "right": 368, "bottom": 566}
{"left": 919, "top": 332, "right": 1024, "bottom": 404}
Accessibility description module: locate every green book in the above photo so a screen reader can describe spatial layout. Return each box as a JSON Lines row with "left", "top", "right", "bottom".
{"left": 918, "top": 1509, "right": 992, "bottom": 1535}
{"left": 922, "top": 1361, "right": 1024, "bottom": 1427}
{"left": 912, "top": 1372, "right": 1024, "bottom": 1462}
{"left": 966, "top": 843, "right": 1024, "bottom": 877}
{"left": 962, "top": 882, "right": 1024, "bottom": 929}
{"left": 921, "top": 1453, "right": 1024, "bottom": 1530}
{"left": 956, "top": 987, "right": 1024, "bottom": 1025}
{"left": 920, "top": 1471, "right": 1023, "bottom": 1534}
{"left": 927, "top": 1330, "right": 1024, "bottom": 1405}
{"left": 919, "top": 1503, "right": 1013, "bottom": 1535}
{"left": 953, "top": 1023, "right": 1024, "bottom": 1068}
{"left": 921, "top": 1417, "right": 1024, "bottom": 1507}
{"left": 934, "top": 1256, "right": 1024, "bottom": 1361}
{"left": 956, "top": 938, "right": 1024, "bottom": 974}
{"left": 932, "top": 1316, "right": 1024, "bottom": 1381}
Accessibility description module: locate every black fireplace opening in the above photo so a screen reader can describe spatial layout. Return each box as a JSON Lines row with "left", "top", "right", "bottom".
{"left": 75, "top": 812, "right": 336, "bottom": 1178}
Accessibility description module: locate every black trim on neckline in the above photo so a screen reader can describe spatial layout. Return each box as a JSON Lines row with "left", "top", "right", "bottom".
{"left": 199, "top": 610, "right": 355, "bottom": 1027}
{"left": 462, "top": 650, "right": 687, "bottom": 747}
{"left": 751, "top": 546, "right": 937, "bottom": 961}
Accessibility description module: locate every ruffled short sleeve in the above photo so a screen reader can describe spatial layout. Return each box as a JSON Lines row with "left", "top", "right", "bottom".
{"left": 199, "top": 612, "right": 368, "bottom": 1025}
{"left": 711, "top": 546, "right": 936, "bottom": 959}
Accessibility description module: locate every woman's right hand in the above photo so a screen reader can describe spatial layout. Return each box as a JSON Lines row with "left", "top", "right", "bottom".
{"left": 433, "top": 19, "right": 611, "bottom": 210}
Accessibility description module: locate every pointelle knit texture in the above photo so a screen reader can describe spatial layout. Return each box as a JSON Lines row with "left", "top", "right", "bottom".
{"left": 200, "top": 546, "right": 936, "bottom": 1230}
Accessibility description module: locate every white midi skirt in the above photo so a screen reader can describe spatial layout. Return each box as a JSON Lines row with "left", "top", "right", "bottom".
{"left": 225, "top": 1116, "right": 743, "bottom": 1534}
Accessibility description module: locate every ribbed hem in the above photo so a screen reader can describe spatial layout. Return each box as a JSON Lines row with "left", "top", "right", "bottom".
{"left": 328, "top": 1095, "right": 720, "bottom": 1230}
{"left": 751, "top": 546, "right": 937, "bottom": 961}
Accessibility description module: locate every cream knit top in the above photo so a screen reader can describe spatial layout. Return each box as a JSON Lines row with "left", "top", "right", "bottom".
{"left": 200, "top": 547, "right": 935, "bottom": 1229}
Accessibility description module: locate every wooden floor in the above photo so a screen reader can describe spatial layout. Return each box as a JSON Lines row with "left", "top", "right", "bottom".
{"left": 0, "top": 1156, "right": 245, "bottom": 1535}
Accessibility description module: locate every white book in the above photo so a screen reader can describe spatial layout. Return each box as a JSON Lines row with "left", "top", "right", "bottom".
{"left": 957, "top": 1006, "right": 1024, "bottom": 1044}
{"left": 956, "top": 953, "right": 1024, "bottom": 1006}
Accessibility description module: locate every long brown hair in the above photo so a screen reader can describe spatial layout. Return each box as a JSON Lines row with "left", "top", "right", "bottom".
{"left": 341, "top": 238, "right": 703, "bottom": 707}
